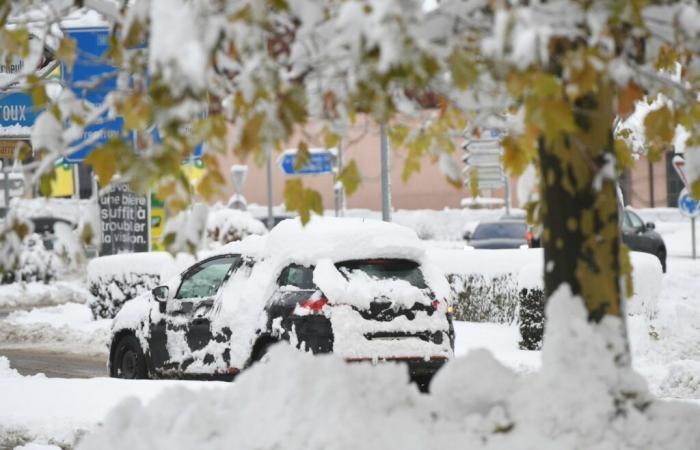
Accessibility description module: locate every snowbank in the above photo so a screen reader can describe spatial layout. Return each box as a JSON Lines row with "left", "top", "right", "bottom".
{"left": 0, "top": 304, "right": 111, "bottom": 356}
{"left": 0, "top": 280, "right": 89, "bottom": 310}
{"left": 0, "top": 357, "right": 228, "bottom": 449}
{"left": 79, "top": 288, "right": 700, "bottom": 449}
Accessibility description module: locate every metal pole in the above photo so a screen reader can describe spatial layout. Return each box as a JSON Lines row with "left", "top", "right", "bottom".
{"left": 380, "top": 123, "right": 392, "bottom": 222}
{"left": 648, "top": 160, "right": 655, "bottom": 208}
{"left": 335, "top": 141, "right": 345, "bottom": 217}
{"left": 266, "top": 148, "right": 274, "bottom": 229}
{"left": 692, "top": 217, "right": 697, "bottom": 260}
{"left": 3, "top": 169, "right": 9, "bottom": 214}
{"left": 504, "top": 176, "right": 511, "bottom": 216}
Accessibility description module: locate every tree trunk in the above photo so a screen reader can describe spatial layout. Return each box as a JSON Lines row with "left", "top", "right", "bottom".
{"left": 536, "top": 80, "right": 630, "bottom": 365}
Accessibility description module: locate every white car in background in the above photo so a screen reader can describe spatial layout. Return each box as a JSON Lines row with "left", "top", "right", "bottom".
{"left": 109, "top": 217, "right": 455, "bottom": 391}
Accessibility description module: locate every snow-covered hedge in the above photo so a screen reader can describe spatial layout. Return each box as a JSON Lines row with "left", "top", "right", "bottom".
{"left": 446, "top": 273, "right": 519, "bottom": 323}
{"left": 206, "top": 208, "right": 267, "bottom": 246}
{"left": 0, "top": 234, "right": 62, "bottom": 285}
{"left": 87, "top": 252, "right": 177, "bottom": 319}
{"left": 431, "top": 248, "right": 663, "bottom": 349}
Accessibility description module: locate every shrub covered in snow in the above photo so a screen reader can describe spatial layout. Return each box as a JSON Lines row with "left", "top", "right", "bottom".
{"left": 517, "top": 287, "right": 545, "bottom": 350}
{"left": 0, "top": 234, "right": 62, "bottom": 285}
{"left": 206, "top": 208, "right": 267, "bottom": 246}
{"left": 87, "top": 252, "right": 176, "bottom": 319}
{"left": 447, "top": 273, "right": 519, "bottom": 323}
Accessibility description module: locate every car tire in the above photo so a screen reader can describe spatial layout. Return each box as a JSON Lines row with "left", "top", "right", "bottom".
{"left": 111, "top": 334, "right": 148, "bottom": 379}
{"left": 248, "top": 338, "right": 277, "bottom": 367}
{"left": 657, "top": 247, "right": 667, "bottom": 273}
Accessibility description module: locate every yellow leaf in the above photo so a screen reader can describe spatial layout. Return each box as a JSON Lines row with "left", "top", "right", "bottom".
{"left": 284, "top": 179, "right": 323, "bottom": 224}
{"left": 337, "top": 160, "right": 362, "bottom": 196}
{"left": 388, "top": 124, "right": 410, "bottom": 149}
{"left": 617, "top": 81, "right": 644, "bottom": 119}
{"left": 85, "top": 139, "right": 126, "bottom": 186}
{"left": 323, "top": 128, "right": 341, "bottom": 149}
{"left": 56, "top": 36, "right": 77, "bottom": 70}
{"left": 294, "top": 141, "right": 310, "bottom": 171}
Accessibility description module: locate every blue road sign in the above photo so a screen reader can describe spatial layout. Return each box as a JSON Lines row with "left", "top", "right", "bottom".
{"left": 63, "top": 27, "right": 115, "bottom": 102}
{"left": 0, "top": 92, "right": 37, "bottom": 129}
{"left": 679, "top": 188, "right": 700, "bottom": 218}
{"left": 62, "top": 27, "right": 124, "bottom": 162}
{"left": 278, "top": 150, "right": 335, "bottom": 176}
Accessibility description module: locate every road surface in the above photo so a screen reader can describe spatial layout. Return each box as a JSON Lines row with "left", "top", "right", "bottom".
{"left": 0, "top": 347, "right": 106, "bottom": 378}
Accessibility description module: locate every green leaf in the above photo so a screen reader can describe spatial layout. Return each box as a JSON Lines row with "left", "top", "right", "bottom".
{"left": 337, "top": 160, "right": 362, "bottom": 196}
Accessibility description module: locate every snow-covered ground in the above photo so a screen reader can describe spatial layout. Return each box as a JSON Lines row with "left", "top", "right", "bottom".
{"left": 0, "top": 356, "right": 228, "bottom": 448}
{"left": 0, "top": 280, "right": 89, "bottom": 311}
{"left": 0, "top": 303, "right": 110, "bottom": 357}
{"left": 1, "top": 206, "right": 698, "bottom": 448}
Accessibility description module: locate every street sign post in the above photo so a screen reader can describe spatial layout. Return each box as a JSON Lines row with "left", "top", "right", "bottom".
{"left": 462, "top": 136, "right": 510, "bottom": 214}
{"left": 672, "top": 156, "right": 698, "bottom": 259}
{"left": 278, "top": 148, "right": 336, "bottom": 176}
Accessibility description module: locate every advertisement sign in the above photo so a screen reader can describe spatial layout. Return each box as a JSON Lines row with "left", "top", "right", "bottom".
{"left": 99, "top": 183, "right": 150, "bottom": 254}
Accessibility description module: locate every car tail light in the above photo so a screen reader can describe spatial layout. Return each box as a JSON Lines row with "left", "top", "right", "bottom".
{"left": 526, "top": 230, "right": 534, "bottom": 246}
{"left": 300, "top": 297, "right": 328, "bottom": 313}
{"left": 431, "top": 300, "right": 440, "bottom": 310}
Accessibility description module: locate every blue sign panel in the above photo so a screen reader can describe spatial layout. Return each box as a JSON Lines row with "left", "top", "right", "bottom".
{"left": 679, "top": 188, "right": 700, "bottom": 218}
{"left": 0, "top": 92, "right": 37, "bottom": 129}
{"left": 62, "top": 27, "right": 123, "bottom": 162}
{"left": 278, "top": 150, "right": 335, "bottom": 176}
{"left": 63, "top": 27, "right": 115, "bottom": 102}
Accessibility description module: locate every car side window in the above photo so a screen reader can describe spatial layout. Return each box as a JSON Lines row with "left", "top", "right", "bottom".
{"left": 278, "top": 264, "right": 315, "bottom": 289}
{"left": 175, "top": 256, "right": 238, "bottom": 300}
{"left": 628, "top": 211, "right": 644, "bottom": 230}
{"left": 622, "top": 211, "right": 634, "bottom": 230}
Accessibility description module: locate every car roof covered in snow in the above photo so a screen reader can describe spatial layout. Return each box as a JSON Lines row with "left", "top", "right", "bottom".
{"left": 265, "top": 216, "right": 425, "bottom": 268}
{"left": 211, "top": 234, "right": 267, "bottom": 258}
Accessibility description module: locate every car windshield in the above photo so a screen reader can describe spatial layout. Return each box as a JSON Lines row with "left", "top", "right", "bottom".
{"left": 336, "top": 259, "right": 427, "bottom": 288}
{"left": 472, "top": 222, "right": 527, "bottom": 240}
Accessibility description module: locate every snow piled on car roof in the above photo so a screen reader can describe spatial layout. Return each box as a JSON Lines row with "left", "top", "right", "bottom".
{"left": 265, "top": 216, "right": 425, "bottom": 267}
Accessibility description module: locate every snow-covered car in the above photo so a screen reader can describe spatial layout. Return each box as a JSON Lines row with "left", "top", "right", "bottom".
{"left": 108, "top": 218, "right": 454, "bottom": 389}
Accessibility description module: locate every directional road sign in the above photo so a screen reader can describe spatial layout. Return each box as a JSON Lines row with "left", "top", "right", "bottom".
{"left": 0, "top": 91, "right": 38, "bottom": 129}
{"left": 679, "top": 188, "right": 700, "bottom": 218}
{"left": 278, "top": 148, "right": 336, "bottom": 176}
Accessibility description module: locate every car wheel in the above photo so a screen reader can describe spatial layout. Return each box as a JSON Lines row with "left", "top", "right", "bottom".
{"left": 248, "top": 338, "right": 277, "bottom": 367}
{"left": 657, "top": 247, "right": 667, "bottom": 273}
{"left": 111, "top": 334, "right": 148, "bottom": 379}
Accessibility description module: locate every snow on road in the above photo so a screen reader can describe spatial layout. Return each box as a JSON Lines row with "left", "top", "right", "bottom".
{"left": 0, "top": 303, "right": 110, "bottom": 357}
{"left": 0, "top": 357, "right": 228, "bottom": 448}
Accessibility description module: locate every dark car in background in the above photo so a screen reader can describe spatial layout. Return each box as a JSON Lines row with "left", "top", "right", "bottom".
{"left": 464, "top": 220, "right": 530, "bottom": 249}
{"left": 622, "top": 208, "right": 667, "bottom": 272}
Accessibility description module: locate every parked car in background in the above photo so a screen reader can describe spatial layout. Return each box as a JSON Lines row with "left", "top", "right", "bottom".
{"left": 109, "top": 218, "right": 454, "bottom": 391}
{"left": 29, "top": 216, "right": 75, "bottom": 250}
{"left": 463, "top": 220, "right": 530, "bottom": 249}
{"left": 622, "top": 208, "right": 667, "bottom": 272}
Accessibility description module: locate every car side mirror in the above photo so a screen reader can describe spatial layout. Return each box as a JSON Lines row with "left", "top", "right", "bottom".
{"left": 463, "top": 231, "right": 472, "bottom": 241}
{"left": 152, "top": 286, "right": 169, "bottom": 313}
{"left": 646, "top": 222, "right": 655, "bottom": 230}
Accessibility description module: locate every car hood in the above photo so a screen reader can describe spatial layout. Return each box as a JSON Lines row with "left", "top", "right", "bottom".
{"left": 469, "top": 239, "right": 526, "bottom": 249}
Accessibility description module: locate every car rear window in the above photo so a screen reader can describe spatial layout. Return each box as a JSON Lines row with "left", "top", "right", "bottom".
{"left": 336, "top": 259, "right": 427, "bottom": 288}
{"left": 472, "top": 222, "right": 527, "bottom": 240}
